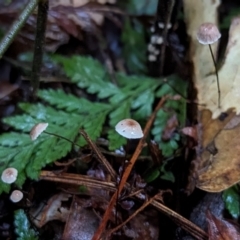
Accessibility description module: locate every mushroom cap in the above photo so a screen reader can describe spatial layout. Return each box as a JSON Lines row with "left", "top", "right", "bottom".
{"left": 30, "top": 123, "right": 48, "bottom": 140}
{"left": 10, "top": 190, "right": 23, "bottom": 203}
{"left": 1, "top": 168, "right": 18, "bottom": 184}
{"left": 196, "top": 23, "right": 221, "bottom": 45}
{"left": 115, "top": 119, "right": 143, "bottom": 139}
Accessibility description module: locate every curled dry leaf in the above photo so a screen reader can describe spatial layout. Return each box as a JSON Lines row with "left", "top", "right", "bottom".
{"left": 162, "top": 114, "right": 178, "bottom": 141}
{"left": 30, "top": 193, "right": 71, "bottom": 228}
{"left": 207, "top": 211, "right": 240, "bottom": 240}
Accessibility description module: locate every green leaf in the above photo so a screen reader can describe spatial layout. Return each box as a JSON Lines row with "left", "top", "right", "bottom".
{"left": 122, "top": 19, "right": 147, "bottom": 74}
{"left": 14, "top": 209, "right": 38, "bottom": 240}
{"left": 160, "top": 162, "right": 175, "bottom": 182}
{"left": 152, "top": 76, "right": 187, "bottom": 157}
{"left": 0, "top": 55, "right": 187, "bottom": 195}
{"left": 78, "top": 113, "right": 107, "bottom": 146}
{"left": 118, "top": 0, "right": 157, "bottom": 15}
{"left": 1, "top": 102, "right": 82, "bottom": 192}
{"left": 223, "top": 185, "right": 240, "bottom": 219}
{"left": 38, "top": 89, "right": 109, "bottom": 113}
{"left": 52, "top": 55, "right": 119, "bottom": 98}
{"left": 144, "top": 168, "right": 160, "bottom": 183}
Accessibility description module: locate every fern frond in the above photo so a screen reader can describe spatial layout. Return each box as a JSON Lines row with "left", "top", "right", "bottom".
{"left": 14, "top": 209, "right": 38, "bottom": 240}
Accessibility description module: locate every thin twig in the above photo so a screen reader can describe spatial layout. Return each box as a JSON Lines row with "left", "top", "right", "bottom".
{"left": 31, "top": 0, "right": 49, "bottom": 97}
{"left": 151, "top": 200, "right": 208, "bottom": 240}
{"left": 40, "top": 171, "right": 116, "bottom": 192}
{"left": 40, "top": 170, "right": 208, "bottom": 239}
{"left": 0, "top": 0, "right": 38, "bottom": 59}
{"left": 107, "top": 195, "right": 157, "bottom": 237}
{"left": 80, "top": 129, "right": 117, "bottom": 181}
{"left": 92, "top": 96, "right": 167, "bottom": 240}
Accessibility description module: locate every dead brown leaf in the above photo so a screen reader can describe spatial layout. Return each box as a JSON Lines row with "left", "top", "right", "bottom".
{"left": 184, "top": 0, "right": 240, "bottom": 192}
{"left": 207, "top": 211, "right": 240, "bottom": 240}
{"left": 30, "top": 193, "right": 71, "bottom": 228}
{"left": 162, "top": 114, "right": 178, "bottom": 141}
{"left": 197, "top": 120, "right": 240, "bottom": 192}
{"left": 62, "top": 196, "right": 99, "bottom": 240}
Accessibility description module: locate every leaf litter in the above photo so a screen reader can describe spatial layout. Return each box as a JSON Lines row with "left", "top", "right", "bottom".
{"left": 2, "top": 0, "right": 240, "bottom": 239}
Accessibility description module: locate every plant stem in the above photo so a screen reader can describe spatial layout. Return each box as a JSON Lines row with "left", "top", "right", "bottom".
{"left": 0, "top": 0, "right": 38, "bottom": 59}
{"left": 44, "top": 131, "right": 81, "bottom": 148}
{"left": 208, "top": 44, "right": 220, "bottom": 108}
{"left": 31, "top": 0, "right": 49, "bottom": 98}
{"left": 158, "top": 0, "right": 175, "bottom": 75}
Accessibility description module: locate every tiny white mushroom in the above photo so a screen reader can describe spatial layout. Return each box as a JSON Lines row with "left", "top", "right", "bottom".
{"left": 150, "top": 26, "right": 155, "bottom": 33}
{"left": 30, "top": 123, "right": 48, "bottom": 140}
{"left": 167, "top": 23, "right": 172, "bottom": 29}
{"left": 158, "top": 22, "right": 165, "bottom": 29}
{"left": 156, "top": 36, "right": 163, "bottom": 45}
{"left": 148, "top": 54, "right": 157, "bottom": 62}
{"left": 115, "top": 119, "right": 143, "bottom": 139}
{"left": 1, "top": 168, "right": 18, "bottom": 184}
{"left": 151, "top": 35, "right": 158, "bottom": 44}
{"left": 10, "top": 190, "right": 23, "bottom": 203}
{"left": 196, "top": 23, "right": 221, "bottom": 45}
{"left": 147, "top": 44, "right": 156, "bottom": 52}
{"left": 158, "top": 22, "right": 172, "bottom": 29}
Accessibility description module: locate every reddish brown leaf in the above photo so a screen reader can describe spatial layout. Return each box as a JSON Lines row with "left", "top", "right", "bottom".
{"left": 181, "top": 126, "right": 197, "bottom": 141}
{"left": 207, "top": 211, "right": 240, "bottom": 240}
{"left": 162, "top": 114, "right": 178, "bottom": 141}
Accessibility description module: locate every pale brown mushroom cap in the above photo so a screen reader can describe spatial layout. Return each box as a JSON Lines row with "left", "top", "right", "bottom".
{"left": 30, "top": 123, "right": 48, "bottom": 140}
{"left": 115, "top": 119, "right": 143, "bottom": 139}
{"left": 196, "top": 23, "right": 221, "bottom": 45}
{"left": 1, "top": 168, "right": 18, "bottom": 184}
{"left": 10, "top": 190, "right": 23, "bottom": 203}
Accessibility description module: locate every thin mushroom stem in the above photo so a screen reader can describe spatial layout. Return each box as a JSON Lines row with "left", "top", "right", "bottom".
{"left": 208, "top": 44, "right": 220, "bottom": 108}
{"left": 44, "top": 131, "right": 81, "bottom": 148}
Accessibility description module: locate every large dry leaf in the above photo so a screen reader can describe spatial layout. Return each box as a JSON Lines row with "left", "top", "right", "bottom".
{"left": 197, "top": 19, "right": 240, "bottom": 192}
{"left": 184, "top": 0, "right": 240, "bottom": 192}
{"left": 197, "top": 122, "right": 240, "bottom": 192}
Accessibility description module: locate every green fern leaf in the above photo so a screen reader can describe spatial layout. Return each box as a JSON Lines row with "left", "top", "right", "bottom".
{"left": 52, "top": 55, "right": 120, "bottom": 98}
{"left": 121, "top": 18, "right": 147, "bottom": 74}
{"left": 38, "top": 89, "right": 109, "bottom": 113}
{"left": 152, "top": 76, "right": 187, "bottom": 157}
{"left": 78, "top": 113, "right": 107, "bottom": 146}
{"left": 14, "top": 209, "right": 38, "bottom": 240}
